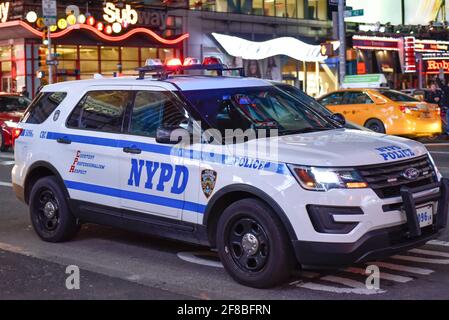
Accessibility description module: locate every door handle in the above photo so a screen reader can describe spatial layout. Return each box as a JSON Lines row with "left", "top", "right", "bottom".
{"left": 123, "top": 147, "right": 142, "bottom": 154}
{"left": 56, "top": 137, "right": 72, "bottom": 144}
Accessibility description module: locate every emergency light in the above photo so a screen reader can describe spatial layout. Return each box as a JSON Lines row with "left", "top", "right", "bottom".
{"left": 137, "top": 57, "right": 245, "bottom": 80}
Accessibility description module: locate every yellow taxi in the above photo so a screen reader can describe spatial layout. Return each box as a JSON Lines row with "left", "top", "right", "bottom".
{"left": 317, "top": 88, "right": 442, "bottom": 137}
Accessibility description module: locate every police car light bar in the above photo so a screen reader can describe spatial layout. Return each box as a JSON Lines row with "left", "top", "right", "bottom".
{"left": 136, "top": 57, "right": 245, "bottom": 80}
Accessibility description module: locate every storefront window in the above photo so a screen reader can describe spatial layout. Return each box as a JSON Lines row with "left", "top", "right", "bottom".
{"left": 252, "top": 0, "right": 264, "bottom": 15}
{"left": 286, "top": 0, "right": 298, "bottom": 18}
{"left": 216, "top": 0, "right": 229, "bottom": 12}
{"left": 56, "top": 45, "right": 77, "bottom": 60}
{"left": 0, "top": 46, "right": 12, "bottom": 92}
{"left": 307, "top": 0, "right": 327, "bottom": 20}
{"left": 141, "top": 48, "right": 158, "bottom": 64}
{"left": 297, "top": 0, "right": 304, "bottom": 18}
{"left": 79, "top": 46, "right": 99, "bottom": 78}
{"left": 121, "top": 47, "right": 139, "bottom": 61}
{"left": 187, "top": 0, "right": 314, "bottom": 17}
{"left": 101, "top": 61, "right": 120, "bottom": 75}
{"left": 264, "top": 0, "right": 275, "bottom": 16}
{"left": 80, "top": 60, "right": 99, "bottom": 74}
{"left": 101, "top": 46, "right": 119, "bottom": 60}
{"left": 122, "top": 61, "right": 140, "bottom": 75}
{"left": 276, "top": 0, "right": 286, "bottom": 17}
{"left": 158, "top": 48, "right": 174, "bottom": 62}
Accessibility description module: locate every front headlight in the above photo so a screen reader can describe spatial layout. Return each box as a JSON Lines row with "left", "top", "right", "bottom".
{"left": 287, "top": 164, "right": 368, "bottom": 191}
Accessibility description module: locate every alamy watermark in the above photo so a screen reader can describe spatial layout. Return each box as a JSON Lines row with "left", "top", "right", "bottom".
{"left": 65, "top": 265, "right": 80, "bottom": 290}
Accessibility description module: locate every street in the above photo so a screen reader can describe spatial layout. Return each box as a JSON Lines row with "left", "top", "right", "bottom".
{"left": 0, "top": 142, "right": 448, "bottom": 300}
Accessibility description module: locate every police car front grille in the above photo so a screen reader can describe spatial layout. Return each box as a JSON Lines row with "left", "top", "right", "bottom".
{"left": 358, "top": 155, "right": 437, "bottom": 199}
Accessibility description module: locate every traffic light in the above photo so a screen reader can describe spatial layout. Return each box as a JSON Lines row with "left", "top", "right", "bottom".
{"left": 38, "top": 47, "right": 47, "bottom": 68}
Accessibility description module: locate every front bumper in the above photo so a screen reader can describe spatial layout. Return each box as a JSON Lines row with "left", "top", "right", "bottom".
{"left": 293, "top": 178, "right": 449, "bottom": 267}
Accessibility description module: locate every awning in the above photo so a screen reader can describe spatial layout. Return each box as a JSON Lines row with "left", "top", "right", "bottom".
{"left": 212, "top": 32, "right": 339, "bottom": 62}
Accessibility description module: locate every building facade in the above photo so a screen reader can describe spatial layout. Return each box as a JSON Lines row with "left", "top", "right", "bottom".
{"left": 0, "top": 0, "right": 334, "bottom": 98}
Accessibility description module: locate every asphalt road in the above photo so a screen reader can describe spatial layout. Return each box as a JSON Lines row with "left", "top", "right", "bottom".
{"left": 0, "top": 142, "right": 449, "bottom": 300}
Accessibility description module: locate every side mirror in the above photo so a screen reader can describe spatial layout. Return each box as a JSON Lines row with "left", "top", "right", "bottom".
{"left": 156, "top": 126, "right": 191, "bottom": 145}
{"left": 330, "top": 113, "right": 346, "bottom": 126}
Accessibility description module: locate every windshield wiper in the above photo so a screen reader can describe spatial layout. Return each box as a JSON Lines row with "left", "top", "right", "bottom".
{"left": 279, "top": 127, "right": 334, "bottom": 136}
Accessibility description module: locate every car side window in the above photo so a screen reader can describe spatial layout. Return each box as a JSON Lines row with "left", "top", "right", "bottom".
{"left": 129, "top": 90, "right": 189, "bottom": 138}
{"left": 320, "top": 92, "right": 344, "bottom": 105}
{"left": 67, "top": 90, "right": 131, "bottom": 133}
{"left": 22, "top": 92, "right": 67, "bottom": 124}
{"left": 343, "top": 92, "right": 373, "bottom": 105}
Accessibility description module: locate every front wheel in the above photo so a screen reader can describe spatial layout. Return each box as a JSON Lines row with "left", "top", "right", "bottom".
{"left": 216, "top": 198, "right": 294, "bottom": 288}
{"left": 29, "top": 176, "right": 80, "bottom": 242}
{"left": 365, "top": 119, "right": 386, "bottom": 134}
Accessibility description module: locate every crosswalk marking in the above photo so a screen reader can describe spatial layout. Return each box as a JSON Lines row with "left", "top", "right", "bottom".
{"left": 320, "top": 275, "right": 370, "bottom": 289}
{"left": 392, "top": 255, "right": 449, "bottom": 265}
{"left": 343, "top": 267, "right": 413, "bottom": 283}
{"left": 409, "top": 248, "right": 449, "bottom": 258}
{"left": 427, "top": 240, "right": 449, "bottom": 247}
{"left": 0, "top": 160, "right": 14, "bottom": 166}
{"left": 366, "top": 261, "right": 434, "bottom": 275}
{"left": 297, "top": 282, "right": 384, "bottom": 295}
{"left": 0, "top": 181, "right": 12, "bottom": 187}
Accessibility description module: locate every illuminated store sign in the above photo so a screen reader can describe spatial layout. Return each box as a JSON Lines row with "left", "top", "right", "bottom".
{"left": 425, "top": 60, "right": 449, "bottom": 73}
{"left": 0, "top": 2, "right": 9, "bottom": 23}
{"left": 414, "top": 40, "right": 449, "bottom": 53}
{"left": 103, "top": 2, "right": 138, "bottom": 25}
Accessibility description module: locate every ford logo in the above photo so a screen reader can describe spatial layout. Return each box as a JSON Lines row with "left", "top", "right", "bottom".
{"left": 402, "top": 167, "right": 420, "bottom": 180}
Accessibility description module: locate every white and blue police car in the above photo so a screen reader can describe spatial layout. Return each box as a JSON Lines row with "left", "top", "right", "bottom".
{"left": 11, "top": 58, "right": 449, "bottom": 288}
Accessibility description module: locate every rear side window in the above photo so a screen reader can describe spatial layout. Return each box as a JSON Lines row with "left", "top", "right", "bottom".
{"left": 22, "top": 92, "right": 67, "bottom": 124}
{"left": 67, "top": 90, "right": 131, "bottom": 133}
{"left": 319, "top": 92, "right": 344, "bottom": 105}
{"left": 343, "top": 92, "right": 374, "bottom": 104}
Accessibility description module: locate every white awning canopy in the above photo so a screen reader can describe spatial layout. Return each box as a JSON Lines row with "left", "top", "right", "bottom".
{"left": 212, "top": 33, "right": 339, "bottom": 62}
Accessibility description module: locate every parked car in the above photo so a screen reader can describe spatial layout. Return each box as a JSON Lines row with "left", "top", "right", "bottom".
{"left": 318, "top": 89, "right": 442, "bottom": 137}
{"left": 273, "top": 82, "right": 370, "bottom": 131}
{"left": 0, "top": 93, "right": 31, "bottom": 151}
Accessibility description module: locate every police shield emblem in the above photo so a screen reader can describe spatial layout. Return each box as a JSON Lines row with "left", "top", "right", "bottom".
{"left": 201, "top": 170, "right": 217, "bottom": 198}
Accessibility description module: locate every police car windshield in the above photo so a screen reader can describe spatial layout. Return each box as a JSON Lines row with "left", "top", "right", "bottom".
{"left": 274, "top": 84, "right": 333, "bottom": 117}
{"left": 182, "top": 86, "right": 337, "bottom": 137}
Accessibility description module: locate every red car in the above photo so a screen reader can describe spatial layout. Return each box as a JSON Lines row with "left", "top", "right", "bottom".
{"left": 0, "top": 93, "right": 31, "bottom": 151}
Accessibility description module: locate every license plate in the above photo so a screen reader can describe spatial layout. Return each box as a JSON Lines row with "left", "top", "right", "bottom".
{"left": 421, "top": 112, "right": 431, "bottom": 118}
{"left": 416, "top": 204, "right": 434, "bottom": 228}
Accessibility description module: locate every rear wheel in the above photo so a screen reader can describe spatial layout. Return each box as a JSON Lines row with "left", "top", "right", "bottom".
{"left": 29, "top": 176, "right": 80, "bottom": 242}
{"left": 365, "top": 119, "right": 386, "bottom": 134}
{"left": 216, "top": 198, "right": 294, "bottom": 288}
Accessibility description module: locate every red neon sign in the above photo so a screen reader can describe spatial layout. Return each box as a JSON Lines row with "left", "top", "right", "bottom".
{"left": 0, "top": 20, "right": 189, "bottom": 45}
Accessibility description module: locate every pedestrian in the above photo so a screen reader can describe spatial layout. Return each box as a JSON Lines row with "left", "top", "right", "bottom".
{"left": 425, "top": 82, "right": 442, "bottom": 105}
{"left": 435, "top": 77, "right": 449, "bottom": 136}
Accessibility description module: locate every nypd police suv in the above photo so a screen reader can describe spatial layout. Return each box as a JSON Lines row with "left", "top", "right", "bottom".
{"left": 11, "top": 58, "right": 449, "bottom": 288}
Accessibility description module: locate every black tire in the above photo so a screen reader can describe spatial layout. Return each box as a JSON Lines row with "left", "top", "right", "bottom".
{"left": 29, "top": 176, "right": 80, "bottom": 242}
{"left": 216, "top": 198, "right": 294, "bottom": 288}
{"left": 0, "top": 132, "right": 7, "bottom": 152}
{"left": 365, "top": 119, "right": 386, "bottom": 134}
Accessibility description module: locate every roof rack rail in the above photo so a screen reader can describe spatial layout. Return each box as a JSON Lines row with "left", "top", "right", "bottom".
{"left": 136, "top": 63, "right": 245, "bottom": 80}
